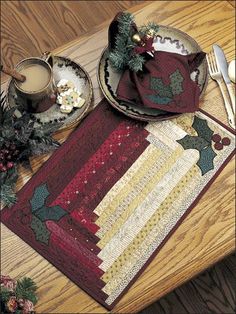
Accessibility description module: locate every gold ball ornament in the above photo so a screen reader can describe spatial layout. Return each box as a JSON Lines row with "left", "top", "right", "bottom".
{"left": 132, "top": 33, "right": 142, "bottom": 44}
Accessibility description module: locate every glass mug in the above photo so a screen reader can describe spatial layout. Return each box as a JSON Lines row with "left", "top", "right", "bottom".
{"left": 14, "top": 52, "right": 56, "bottom": 113}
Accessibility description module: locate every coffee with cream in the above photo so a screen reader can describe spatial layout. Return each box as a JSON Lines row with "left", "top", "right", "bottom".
{"left": 17, "top": 64, "right": 50, "bottom": 92}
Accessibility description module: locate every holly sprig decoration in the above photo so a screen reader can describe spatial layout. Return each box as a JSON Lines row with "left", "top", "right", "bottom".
{"left": 146, "top": 69, "right": 184, "bottom": 105}
{"left": 177, "top": 116, "right": 231, "bottom": 175}
{"left": 108, "top": 12, "right": 159, "bottom": 72}
{"left": 29, "top": 183, "right": 68, "bottom": 245}
{"left": 0, "top": 275, "right": 38, "bottom": 313}
{"left": 0, "top": 92, "right": 60, "bottom": 207}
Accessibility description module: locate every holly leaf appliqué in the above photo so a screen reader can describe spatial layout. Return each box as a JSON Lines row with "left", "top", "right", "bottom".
{"left": 177, "top": 116, "right": 217, "bottom": 175}
{"left": 150, "top": 77, "right": 173, "bottom": 98}
{"left": 197, "top": 146, "right": 217, "bottom": 175}
{"left": 170, "top": 69, "right": 184, "bottom": 95}
{"left": 146, "top": 94, "right": 172, "bottom": 105}
{"left": 192, "top": 116, "right": 214, "bottom": 142}
{"left": 34, "top": 205, "right": 67, "bottom": 222}
{"left": 30, "top": 183, "right": 50, "bottom": 212}
{"left": 177, "top": 135, "right": 209, "bottom": 151}
{"left": 29, "top": 183, "right": 68, "bottom": 244}
{"left": 30, "top": 215, "right": 50, "bottom": 245}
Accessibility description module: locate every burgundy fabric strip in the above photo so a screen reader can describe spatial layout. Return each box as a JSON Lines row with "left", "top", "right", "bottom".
{"left": 0, "top": 99, "right": 149, "bottom": 309}
{"left": 46, "top": 104, "right": 129, "bottom": 204}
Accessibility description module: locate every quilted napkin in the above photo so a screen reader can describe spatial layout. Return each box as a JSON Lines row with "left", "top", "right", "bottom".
{"left": 117, "top": 50, "right": 206, "bottom": 113}
{"left": 108, "top": 12, "right": 206, "bottom": 114}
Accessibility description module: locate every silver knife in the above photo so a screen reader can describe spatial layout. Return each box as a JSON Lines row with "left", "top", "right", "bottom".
{"left": 213, "top": 44, "right": 235, "bottom": 114}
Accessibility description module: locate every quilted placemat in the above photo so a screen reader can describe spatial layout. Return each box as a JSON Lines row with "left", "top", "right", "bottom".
{"left": 1, "top": 99, "right": 235, "bottom": 310}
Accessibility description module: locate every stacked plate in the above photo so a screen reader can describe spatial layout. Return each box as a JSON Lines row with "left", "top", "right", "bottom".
{"left": 97, "top": 25, "right": 208, "bottom": 121}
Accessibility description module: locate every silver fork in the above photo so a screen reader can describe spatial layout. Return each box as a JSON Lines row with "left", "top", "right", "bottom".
{"left": 206, "top": 51, "right": 235, "bottom": 129}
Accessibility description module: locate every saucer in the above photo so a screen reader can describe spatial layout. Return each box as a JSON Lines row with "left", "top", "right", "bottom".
{"left": 98, "top": 25, "right": 208, "bottom": 122}
{"left": 6, "top": 56, "right": 93, "bottom": 132}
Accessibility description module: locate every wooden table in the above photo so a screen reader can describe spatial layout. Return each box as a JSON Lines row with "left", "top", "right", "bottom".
{"left": 1, "top": 1, "right": 235, "bottom": 313}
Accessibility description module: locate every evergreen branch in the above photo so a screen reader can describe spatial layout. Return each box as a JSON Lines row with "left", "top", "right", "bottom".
{"left": 108, "top": 13, "right": 159, "bottom": 72}
{"left": 0, "top": 93, "right": 61, "bottom": 207}
{"left": 0, "top": 287, "right": 11, "bottom": 302}
{"left": 1, "top": 275, "right": 38, "bottom": 312}
{"left": 16, "top": 277, "right": 37, "bottom": 292}
{"left": 15, "top": 277, "right": 38, "bottom": 305}
{"left": 139, "top": 22, "right": 159, "bottom": 37}
{"left": 128, "top": 54, "right": 145, "bottom": 72}
{"left": 109, "top": 12, "right": 137, "bottom": 71}
{"left": 0, "top": 183, "right": 17, "bottom": 207}
{"left": 29, "top": 141, "right": 59, "bottom": 155}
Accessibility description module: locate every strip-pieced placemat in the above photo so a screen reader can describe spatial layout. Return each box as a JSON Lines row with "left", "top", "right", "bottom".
{"left": 1, "top": 99, "right": 235, "bottom": 310}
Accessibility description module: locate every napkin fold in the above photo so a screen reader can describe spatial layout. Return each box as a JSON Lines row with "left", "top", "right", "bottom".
{"left": 108, "top": 12, "right": 206, "bottom": 113}
{"left": 116, "top": 50, "right": 206, "bottom": 113}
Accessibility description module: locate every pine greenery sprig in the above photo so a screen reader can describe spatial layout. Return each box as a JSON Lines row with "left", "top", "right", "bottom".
{"left": 128, "top": 54, "right": 146, "bottom": 73}
{"left": 109, "top": 12, "right": 140, "bottom": 72}
{"left": 139, "top": 22, "right": 159, "bottom": 37}
{"left": 108, "top": 13, "right": 159, "bottom": 72}
{"left": 0, "top": 94, "right": 61, "bottom": 207}
{"left": 15, "top": 277, "right": 38, "bottom": 305}
{"left": 0, "top": 287, "right": 11, "bottom": 302}
{"left": 1, "top": 275, "right": 38, "bottom": 313}
{"left": 0, "top": 167, "right": 18, "bottom": 206}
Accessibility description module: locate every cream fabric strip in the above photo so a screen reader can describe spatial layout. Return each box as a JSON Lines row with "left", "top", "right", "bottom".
{"left": 94, "top": 145, "right": 157, "bottom": 217}
{"left": 101, "top": 164, "right": 199, "bottom": 284}
{"left": 104, "top": 139, "right": 235, "bottom": 304}
{"left": 96, "top": 146, "right": 162, "bottom": 230}
{"left": 145, "top": 119, "right": 187, "bottom": 144}
{"left": 98, "top": 149, "right": 199, "bottom": 271}
{"left": 97, "top": 144, "right": 172, "bottom": 241}
{"left": 103, "top": 167, "right": 199, "bottom": 295}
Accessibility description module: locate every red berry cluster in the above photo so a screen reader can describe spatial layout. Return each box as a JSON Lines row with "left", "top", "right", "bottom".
{"left": 212, "top": 134, "right": 230, "bottom": 150}
{"left": 0, "top": 142, "right": 19, "bottom": 172}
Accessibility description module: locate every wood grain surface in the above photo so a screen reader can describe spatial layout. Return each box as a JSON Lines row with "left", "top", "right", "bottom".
{"left": 0, "top": 0, "right": 146, "bottom": 84}
{"left": 1, "top": 1, "right": 235, "bottom": 313}
{"left": 140, "top": 254, "right": 236, "bottom": 314}
{"left": 228, "top": 0, "right": 235, "bottom": 8}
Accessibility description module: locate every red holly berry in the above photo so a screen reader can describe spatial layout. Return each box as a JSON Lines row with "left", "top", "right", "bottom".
{"left": 212, "top": 134, "right": 221, "bottom": 143}
{"left": 7, "top": 162, "right": 14, "bottom": 169}
{"left": 222, "top": 137, "right": 231, "bottom": 146}
{"left": 214, "top": 142, "right": 223, "bottom": 150}
{"left": 0, "top": 165, "right": 7, "bottom": 172}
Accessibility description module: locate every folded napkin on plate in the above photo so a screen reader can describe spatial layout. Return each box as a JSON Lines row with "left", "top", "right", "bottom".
{"left": 108, "top": 12, "right": 206, "bottom": 113}
{"left": 116, "top": 50, "right": 206, "bottom": 113}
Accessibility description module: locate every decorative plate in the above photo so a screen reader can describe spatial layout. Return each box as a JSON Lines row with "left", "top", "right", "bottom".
{"left": 98, "top": 25, "right": 208, "bottom": 122}
{"left": 6, "top": 56, "right": 93, "bottom": 132}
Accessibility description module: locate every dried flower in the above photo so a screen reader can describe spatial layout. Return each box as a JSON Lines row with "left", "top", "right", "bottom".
{"left": 23, "top": 299, "right": 34, "bottom": 314}
{"left": 0, "top": 275, "right": 16, "bottom": 291}
{"left": 6, "top": 296, "right": 18, "bottom": 312}
{"left": 18, "top": 298, "right": 25, "bottom": 308}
